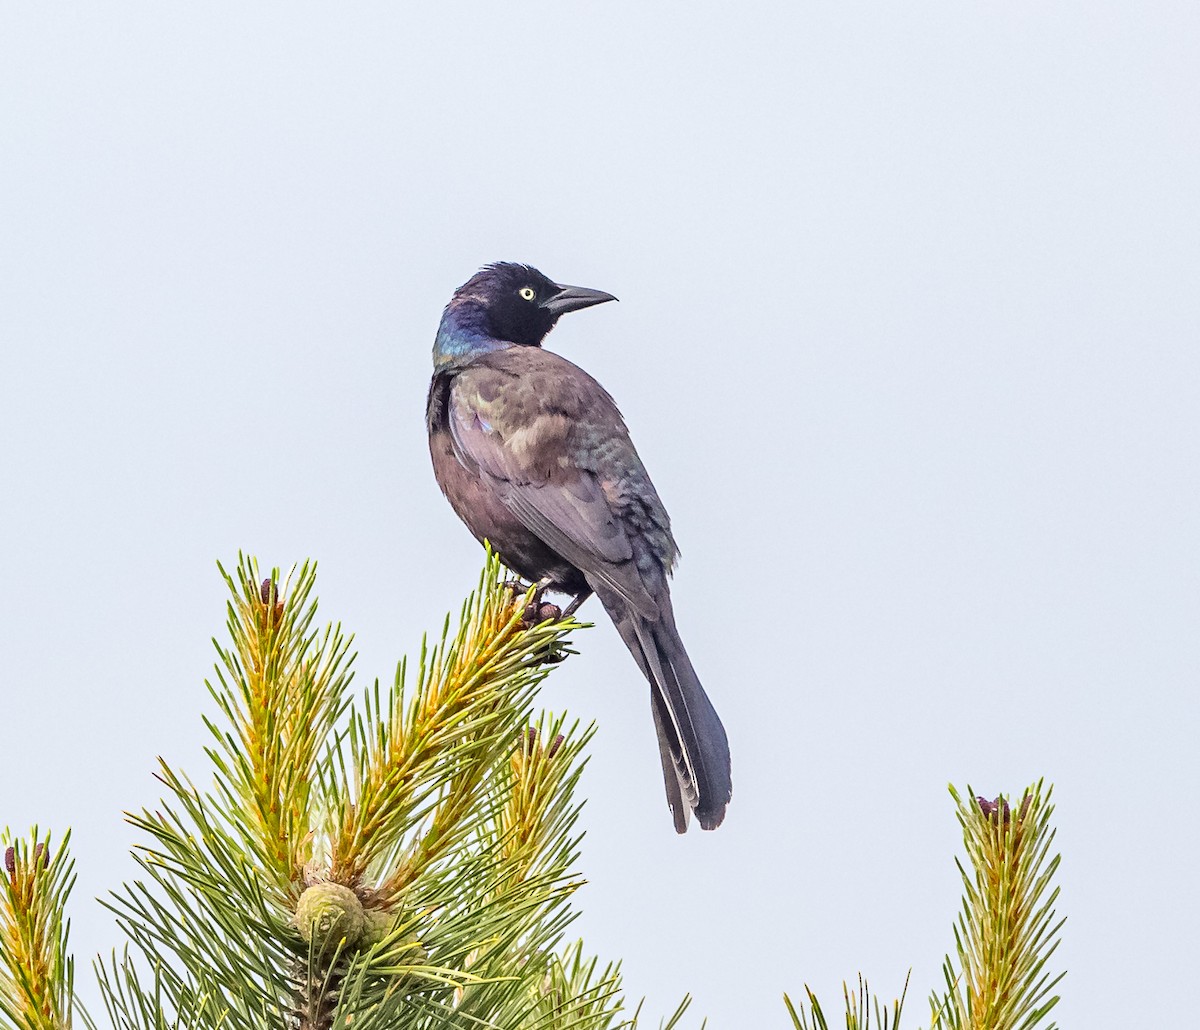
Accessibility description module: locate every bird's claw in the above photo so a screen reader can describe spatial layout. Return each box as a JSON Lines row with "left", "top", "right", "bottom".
{"left": 518, "top": 599, "right": 569, "bottom": 664}
{"left": 504, "top": 577, "right": 555, "bottom": 606}
{"left": 503, "top": 579, "right": 562, "bottom": 629}
{"left": 522, "top": 600, "right": 562, "bottom": 628}
{"left": 503, "top": 578, "right": 529, "bottom": 601}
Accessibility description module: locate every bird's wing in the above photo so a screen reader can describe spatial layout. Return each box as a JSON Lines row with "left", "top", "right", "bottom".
{"left": 447, "top": 359, "right": 658, "bottom": 615}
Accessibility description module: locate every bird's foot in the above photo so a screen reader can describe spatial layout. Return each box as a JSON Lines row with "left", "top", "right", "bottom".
{"left": 502, "top": 578, "right": 530, "bottom": 602}
{"left": 517, "top": 587, "right": 570, "bottom": 665}
{"left": 504, "top": 576, "right": 554, "bottom": 606}
{"left": 502, "top": 578, "right": 564, "bottom": 631}
{"left": 521, "top": 601, "right": 569, "bottom": 664}
{"left": 522, "top": 600, "right": 563, "bottom": 629}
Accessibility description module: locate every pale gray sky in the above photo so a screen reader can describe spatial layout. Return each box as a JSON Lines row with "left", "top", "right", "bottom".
{"left": 2, "top": 3, "right": 1197, "bottom": 1026}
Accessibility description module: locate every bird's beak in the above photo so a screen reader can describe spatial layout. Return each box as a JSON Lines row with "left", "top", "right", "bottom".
{"left": 540, "top": 283, "right": 618, "bottom": 316}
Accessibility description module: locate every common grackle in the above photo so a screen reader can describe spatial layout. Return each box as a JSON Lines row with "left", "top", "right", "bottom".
{"left": 426, "top": 262, "right": 731, "bottom": 832}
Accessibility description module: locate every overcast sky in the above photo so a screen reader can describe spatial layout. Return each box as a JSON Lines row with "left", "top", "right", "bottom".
{"left": 2, "top": 4, "right": 1197, "bottom": 1026}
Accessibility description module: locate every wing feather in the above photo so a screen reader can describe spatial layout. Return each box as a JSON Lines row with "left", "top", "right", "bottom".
{"left": 447, "top": 368, "right": 656, "bottom": 615}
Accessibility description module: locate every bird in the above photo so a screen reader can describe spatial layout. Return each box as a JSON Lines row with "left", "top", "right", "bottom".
{"left": 426, "top": 261, "right": 732, "bottom": 833}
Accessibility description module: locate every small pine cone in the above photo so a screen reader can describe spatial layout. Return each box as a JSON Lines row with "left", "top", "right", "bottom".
{"left": 294, "top": 882, "right": 365, "bottom": 953}
{"left": 360, "top": 908, "right": 427, "bottom": 964}
{"left": 360, "top": 907, "right": 394, "bottom": 949}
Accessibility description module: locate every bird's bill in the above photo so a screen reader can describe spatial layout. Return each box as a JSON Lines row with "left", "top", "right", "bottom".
{"left": 540, "top": 283, "right": 618, "bottom": 316}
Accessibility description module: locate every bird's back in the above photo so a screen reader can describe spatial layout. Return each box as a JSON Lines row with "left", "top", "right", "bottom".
{"left": 454, "top": 346, "right": 679, "bottom": 576}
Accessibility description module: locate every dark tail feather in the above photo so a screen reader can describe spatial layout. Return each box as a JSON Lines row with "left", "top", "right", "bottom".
{"left": 605, "top": 594, "right": 732, "bottom": 832}
{"left": 649, "top": 692, "right": 689, "bottom": 833}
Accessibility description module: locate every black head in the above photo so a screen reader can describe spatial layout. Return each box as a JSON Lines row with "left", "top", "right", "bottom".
{"left": 452, "top": 262, "right": 616, "bottom": 347}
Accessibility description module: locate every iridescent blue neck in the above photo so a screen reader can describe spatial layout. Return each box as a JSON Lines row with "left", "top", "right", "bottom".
{"left": 433, "top": 303, "right": 509, "bottom": 368}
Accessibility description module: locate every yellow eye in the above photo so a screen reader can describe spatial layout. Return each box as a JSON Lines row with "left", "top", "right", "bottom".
{"left": 518, "top": 286, "right": 536, "bottom": 301}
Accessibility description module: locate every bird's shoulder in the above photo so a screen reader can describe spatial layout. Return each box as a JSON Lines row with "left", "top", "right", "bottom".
{"left": 450, "top": 346, "right": 632, "bottom": 455}
{"left": 457, "top": 347, "right": 620, "bottom": 419}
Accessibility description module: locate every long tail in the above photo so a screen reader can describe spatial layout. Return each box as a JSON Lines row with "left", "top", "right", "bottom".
{"left": 602, "top": 591, "right": 732, "bottom": 832}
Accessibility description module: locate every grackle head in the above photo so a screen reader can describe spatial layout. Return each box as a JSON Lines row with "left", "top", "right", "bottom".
{"left": 451, "top": 262, "right": 616, "bottom": 347}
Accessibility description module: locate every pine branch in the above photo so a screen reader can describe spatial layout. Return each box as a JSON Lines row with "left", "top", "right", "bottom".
{"left": 932, "top": 782, "right": 1065, "bottom": 1030}
{"left": 97, "top": 552, "right": 660, "bottom": 1030}
{"left": 0, "top": 831, "right": 75, "bottom": 1030}
{"left": 9, "top": 555, "right": 1065, "bottom": 1030}
{"left": 784, "top": 974, "right": 907, "bottom": 1030}
{"left": 785, "top": 782, "right": 1064, "bottom": 1030}
{"left": 515, "top": 940, "right": 694, "bottom": 1030}
{"left": 326, "top": 568, "right": 580, "bottom": 892}
{"left": 207, "top": 558, "right": 354, "bottom": 893}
